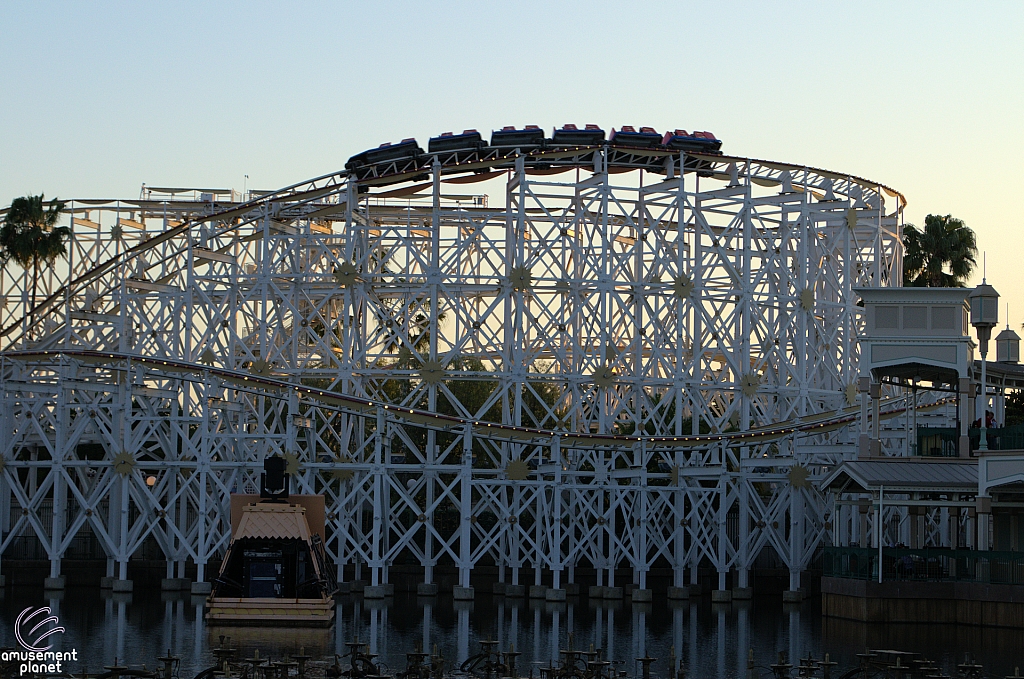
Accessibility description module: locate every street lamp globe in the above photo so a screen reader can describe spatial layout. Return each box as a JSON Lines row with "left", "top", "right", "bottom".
{"left": 969, "top": 281, "right": 1000, "bottom": 450}
{"left": 996, "top": 325, "right": 1020, "bottom": 364}
{"left": 969, "top": 282, "right": 1000, "bottom": 353}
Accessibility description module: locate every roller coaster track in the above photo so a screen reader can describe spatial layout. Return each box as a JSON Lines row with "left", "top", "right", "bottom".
{"left": 1, "top": 348, "right": 946, "bottom": 450}
{"left": 0, "top": 148, "right": 905, "bottom": 346}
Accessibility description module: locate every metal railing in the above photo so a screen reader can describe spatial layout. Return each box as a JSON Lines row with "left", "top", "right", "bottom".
{"left": 824, "top": 546, "right": 1024, "bottom": 584}
{"left": 916, "top": 424, "right": 1024, "bottom": 456}
{"left": 916, "top": 427, "right": 959, "bottom": 456}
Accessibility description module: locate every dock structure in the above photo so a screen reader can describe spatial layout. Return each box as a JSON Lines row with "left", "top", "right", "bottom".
{"left": 822, "top": 451, "right": 1024, "bottom": 626}
{"left": 823, "top": 287, "right": 1024, "bottom": 626}
{"left": 1, "top": 126, "right": 998, "bottom": 604}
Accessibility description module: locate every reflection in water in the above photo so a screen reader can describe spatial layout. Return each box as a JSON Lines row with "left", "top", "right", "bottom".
{"left": 0, "top": 587, "right": 1021, "bottom": 676}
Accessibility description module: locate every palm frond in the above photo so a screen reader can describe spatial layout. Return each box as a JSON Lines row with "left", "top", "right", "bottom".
{"left": 901, "top": 214, "right": 977, "bottom": 287}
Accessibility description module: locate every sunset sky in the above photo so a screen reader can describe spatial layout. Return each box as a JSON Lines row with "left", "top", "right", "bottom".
{"left": 2, "top": 1, "right": 1022, "bottom": 324}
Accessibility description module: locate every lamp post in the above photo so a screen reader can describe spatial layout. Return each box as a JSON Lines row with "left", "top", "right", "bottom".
{"left": 969, "top": 281, "right": 1000, "bottom": 451}
{"left": 996, "top": 323, "right": 1021, "bottom": 364}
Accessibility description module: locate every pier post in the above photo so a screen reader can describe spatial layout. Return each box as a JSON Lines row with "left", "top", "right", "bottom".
{"left": 673, "top": 449, "right": 685, "bottom": 595}
{"left": 45, "top": 461, "right": 66, "bottom": 589}
{"left": 858, "top": 500, "right": 870, "bottom": 548}
{"left": 548, "top": 435, "right": 565, "bottom": 603}
{"left": 735, "top": 480, "right": 752, "bottom": 599}
{"left": 734, "top": 568, "right": 752, "bottom": 599}
{"left": 424, "top": 439, "right": 435, "bottom": 592}
{"left": 713, "top": 475, "right": 730, "bottom": 601}
{"left": 783, "top": 486, "right": 804, "bottom": 601}
{"left": 370, "top": 408, "right": 384, "bottom": 590}
{"left": 858, "top": 377, "right": 870, "bottom": 457}
{"left": 960, "top": 378, "right": 973, "bottom": 457}
{"left": 968, "top": 505, "right": 976, "bottom": 550}
{"left": 870, "top": 382, "right": 881, "bottom": 455}
{"left": 118, "top": 470, "right": 130, "bottom": 582}
{"left": 712, "top": 571, "right": 731, "bottom": 602}
{"left": 456, "top": 424, "right": 473, "bottom": 596}
{"left": 977, "top": 496, "right": 991, "bottom": 551}
{"left": 976, "top": 495, "right": 992, "bottom": 584}
{"left": 911, "top": 504, "right": 925, "bottom": 549}
{"left": 0, "top": 470, "right": 7, "bottom": 588}
{"left": 49, "top": 362, "right": 68, "bottom": 590}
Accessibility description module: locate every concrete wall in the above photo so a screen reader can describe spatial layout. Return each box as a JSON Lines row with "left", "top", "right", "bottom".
{"left": 822, "top": 576, "right": 1024, "bottom": 627}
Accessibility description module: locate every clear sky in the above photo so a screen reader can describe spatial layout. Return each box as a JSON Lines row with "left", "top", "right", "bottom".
{"left": 2, "top": 1, "right": 1022, "bottom": 323}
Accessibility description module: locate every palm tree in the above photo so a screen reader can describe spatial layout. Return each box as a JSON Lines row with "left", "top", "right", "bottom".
{"left": 0, "top": 194, "right": 71, "bottom": 316}
{"left": 902, "top": 214, "right": 977, "bottom": 287}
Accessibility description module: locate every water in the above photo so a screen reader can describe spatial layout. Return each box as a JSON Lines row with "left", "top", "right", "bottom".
{"left": 0, "top": 587, "right": 1021, "bottom": 677}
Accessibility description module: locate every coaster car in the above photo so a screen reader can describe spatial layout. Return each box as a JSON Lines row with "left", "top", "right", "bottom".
{"left": 550, "top": 123, "right": 605, "bottom": 146}
{"left": 428, "top": 129, "right": 486, "bottom": 154}
{"left": 346, "top": 138, "right": 423, "bottom": 170}
{"left": 609, "top": 126, "right": 662, "bottom": 148}
{"left": 661, "top": 129, "right": 722, "bottom": 154}
{"left": 489, "top": 125, "right": 546, "bottom": 149}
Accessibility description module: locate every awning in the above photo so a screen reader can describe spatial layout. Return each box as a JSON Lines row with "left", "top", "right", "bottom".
{"left": 234, "top": 503, "right": 311, "bottom": 541}
{"left": 821, "top": 459, "right": 978, "bottom": 494}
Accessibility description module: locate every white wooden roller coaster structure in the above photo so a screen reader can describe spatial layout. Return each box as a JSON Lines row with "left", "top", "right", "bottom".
{"left": 0, "top": 125, "right": 924, "bottom": 596}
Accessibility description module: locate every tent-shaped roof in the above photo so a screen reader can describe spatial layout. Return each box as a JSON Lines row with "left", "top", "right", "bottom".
{"left": 821, "top": 459, "right": 977, "bottom": 494}
{"left": 234, "top": 503, "right": 311, "bottom": 541}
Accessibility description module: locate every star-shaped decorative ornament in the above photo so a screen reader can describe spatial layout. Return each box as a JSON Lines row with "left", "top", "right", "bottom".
{"left": 113, "top": 451, "right": 135, "bottom": 476}
{"left": 788, "top": 464, "right": 810, "bottom": 489}
{"left": 593, "top": 365, "right": 615, "bottom": 389}
{"left": 419, "top": 359, "right": 444, "bottom": 385}
{"left": 741, "top": 372, "right": 761, "bottom": 397}
{"left": 324, "top": 455, "right": 354, "bottom": 482}
{"left": 800, "top": 289, "right": 815, "bottom": 311}
{"left": 510, "top": 266, "right": 533, "bottom": 292}
{"left": 333, "top": 262, "right": 360, "bottom": 287}
{"left": 249, "top": 360, "right": 272, "bottom": 376}
{"left": 506, "top": 459, "right": 530, "bottom": 481}
{"left": 672, "top": 274, "right": 694, "bottom": 299}
{"left": 846, "top": 208, "right": 859, "bottom": 229}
